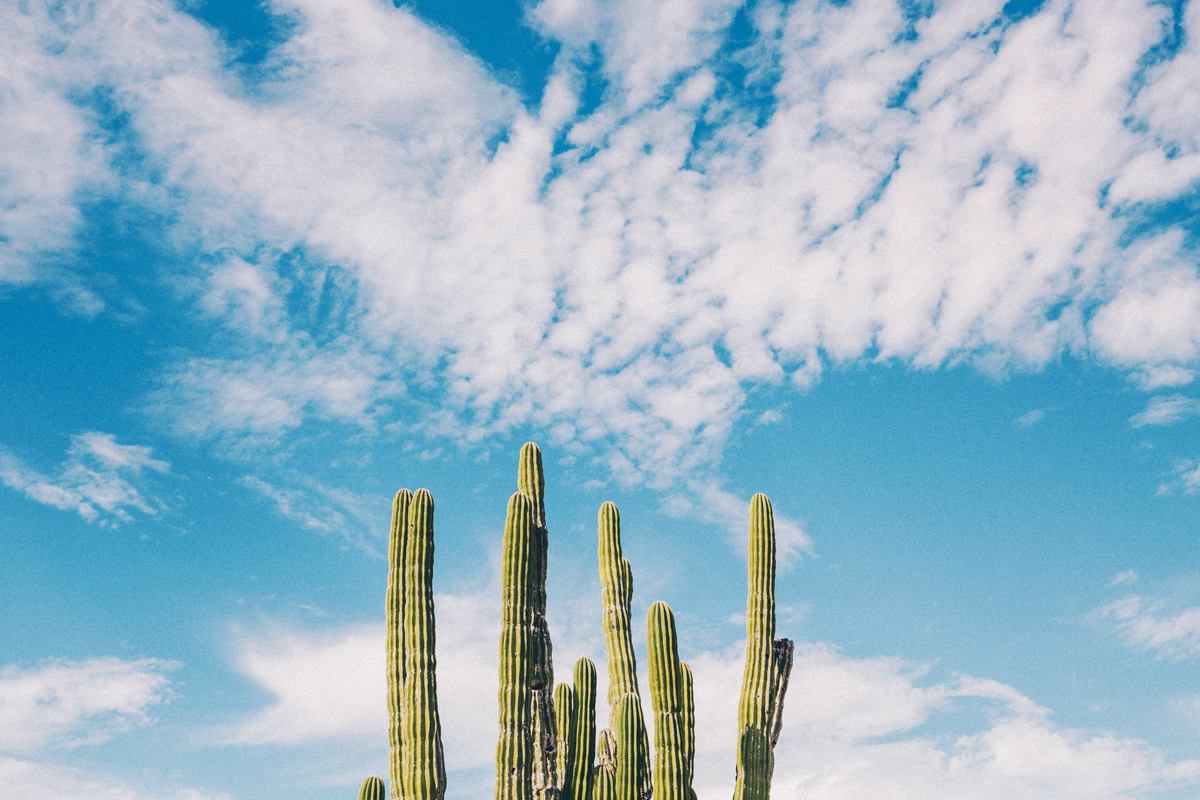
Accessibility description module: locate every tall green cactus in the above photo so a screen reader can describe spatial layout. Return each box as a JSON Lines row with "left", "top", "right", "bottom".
{"left": 680, "top": 662, "right": 696, "bottom": 799}
{"left": 404, "top": 489, "right": 446, "bottom": 800}
{"left": 387, "top": 490, "right": 412, "bottom": 800}
{"left": 359, "top": 776, "right": 386, "bottom": 800}
{"left": 519, "top": 443, "right": 559, "bottom": 800}
{"left": 386, "top": 488, "right": 446, "bottom": 800}
{"left": 647, "top": 602, "right": 690, "bottom": 800}
{"left": 597, "top": 503, "right": 651, "bottom": 800}
{"left": 496, "top": 491, "right": 535, "bottom": 800}
{"left": 733, "top": 494, "right": 794, "bottom": 800}
{"left": 569, "top": 657, "right": 598, "bottom": 800}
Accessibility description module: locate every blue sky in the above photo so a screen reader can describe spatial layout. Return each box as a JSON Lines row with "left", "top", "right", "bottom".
{"left": 3, "top": 0, "right": 1200, "bottom": 798}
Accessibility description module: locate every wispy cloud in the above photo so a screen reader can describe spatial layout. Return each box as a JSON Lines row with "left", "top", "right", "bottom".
{"left": 0, "top": 756, "right": 229, "bottom": 800}
{"left": 1097, "top": 595, "right": 1200, "bottom": 659}
{"left": 1130, "top": 395, "right": 1200, "bottom": 428}
{"left": 1016, "top": 409, "right": 1046, "bottom": 427}
{"left": 238, "top": 474, "right": 385, "bottom": 550}
{"left": 0, "top": 657, "right": 177, "bottom": 754}
{"left": 0, "top": 433, "right": 169, "bottom": 525}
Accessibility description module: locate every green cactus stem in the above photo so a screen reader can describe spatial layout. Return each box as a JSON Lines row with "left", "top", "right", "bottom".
{"left": 733, "top": 494, "right": 794, "bottom": 800}
{"left": 387, "top": 489, "right": 412, "bottom": 800}
{"left": 680, "top": 662, "right": 696, "bottom": 793}
{"left": 614, "top": 693, "right": 648, "bottom": 800}
{"left": 555, "top": 682, "right": 577, "bottom": 800}
{"left": 359, "top": 776, "right": 386, "bottom": 800}
{"left": 519, "top": 443, "right": 559, "bottom": 800}
{"left": 570, "top": 657, "right": 598, "bottom": 800}
{"left": 496, "top": 491, "right": 536, "bottom": 800}
{"left": 647, "top": 601, "right": 689, "bottom": 800}
{"left": 597, "top": 503, "right": 651, "bottom": 800}
{"left": 403, "top": 489, "right": 446, "bottom": 800}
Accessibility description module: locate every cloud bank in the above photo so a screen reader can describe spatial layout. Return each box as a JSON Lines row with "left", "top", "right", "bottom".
{"left": 3, "top": 0, "right": 1200, "bottom": 535}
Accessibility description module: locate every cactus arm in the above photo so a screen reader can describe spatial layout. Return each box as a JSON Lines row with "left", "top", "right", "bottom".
{"left": 359, "top": 776, "right": 386, "bottom": 800}
{"left": 768, "top": 639, "right": 793, "bottom": 750}
{"left": 733, "top": 494, "right": 782, "bottom": 800}
{"left": 496, "top": 491, "right": 536, "bottom": 800}
{"left": 387, "top": 489, "right": 413, "bottom": 800}
{"left": 647, "top": 601, "right": 689, "bottom": 800}
{"left": 570, "top": 657, "right": 598, "bottom": 800}
{"left": 404, "top": 489, "right": 446, "bottom": 800}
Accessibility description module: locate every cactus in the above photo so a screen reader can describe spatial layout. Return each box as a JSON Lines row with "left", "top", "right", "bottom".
{"left": 614, "top": 693, "right": 648, "bottom": 800}
{"left": 597, "top": 503, "right": 651, "bottom": 800}
{"left": 519, "top": 443, "right": 560, "bottom": 800}
{"left": 732, "top": 494, "right": 794, "bottom": 800}
{"left": 387, "top": 490, "right": 412, "bottom": 800}
{"left": 647, "top": 602, "right": 690, "bottom": 800}
{"left": 555, "top": 682, "right": 577, "bottom": 800}
{"left": 403, "top": 489, "right": 446, "bottom": 800}
{"left": 496, "top": 491, "right": 536, "bottom": 800}
{"left": 679, "top": 662, "right": 695, "bottom": 795}
{"left": 570, "top": 658, "right": 598, "bottom": 800}
{"left": 359, "top": 776, "right": 386, "bottom": 800}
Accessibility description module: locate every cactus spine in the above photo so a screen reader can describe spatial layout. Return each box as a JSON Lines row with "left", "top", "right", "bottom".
{"left": 597, "top": 503, "right": 651, "bottom": 800}
{"left": 359, "top": 776, "right": 386, "bottom": 800}
{"left": 733, "top": 494, "right": 794, "bottom": 800}
{"left": 647, "top": 602, "right": 690, "bottom": 800}
{"left": 496, "top": 490, "right": 535, "bottom": 800}
{"left": 570, "top": 657, "right": 598, "bottom": 800}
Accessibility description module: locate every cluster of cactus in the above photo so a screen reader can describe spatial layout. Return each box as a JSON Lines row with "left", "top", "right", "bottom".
{"left": 360, "top": 443, "right": 793, "bottom": 800}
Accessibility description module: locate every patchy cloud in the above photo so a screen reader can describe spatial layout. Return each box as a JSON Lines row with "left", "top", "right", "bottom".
{"left": 1097, "top": 595, "right": 1200, "bottom": 659}
{"left": 0, "top": 433, "right": 169, "bottom": 525}
{"left": 1130, "top": 395, "right": 1200, "bottom": 428}
{"left": 0, "top": 657, "right": 177, "bottom": 754}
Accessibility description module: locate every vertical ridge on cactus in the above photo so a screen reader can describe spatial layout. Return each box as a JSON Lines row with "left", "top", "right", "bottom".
{"left": 647, "top": 601, "right": 689, "bottom": 800}
{"left": 519, "top": 443, "right": 559, "bottom": 800}
{"left": 570, "top": 657, "right": 598, "bottom": 800}
{"left": 387, "top": 489, "right": 413, "bottom": 800}
{"left": 496, "top": 491, "right": 536, "bottom": 800}
{"left": 403, "top": 489, "right": 446, "bottom": 800}
{"left": 359, "top": 776, "right": 386, "bottom": 800}
{"left": 733, "top": 494, "right": 792, "bottom": 800}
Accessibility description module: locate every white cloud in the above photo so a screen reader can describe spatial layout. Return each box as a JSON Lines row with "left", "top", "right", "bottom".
{"left": 1015, "top": 409, "right": 1045, "bottom": 427}
{"left": 4, "top": 0, "right": 1200, "bottom": 551}
{"left": 238, "top": 473, "right": 386, "bottom": 548}
{"left": 0, "top": 432, "right": 169, "bottom": 524}
{"left": 0, "top": 757, "right": 229, "bottom": 800}
{"left": 1130, "top": 365, "right": 1196, "bottom": 391}
{"left": 1129, "top": 395, "right": 1200, "bottom": 428}
{"left": 1097, "top": 595, "right": 1200, "bottom": 659}
{"left": 0, "top": 657, "right": 177, "bottom": 754}
{"left": 1109, "top": 570, "right": 1139, "bottom": 587}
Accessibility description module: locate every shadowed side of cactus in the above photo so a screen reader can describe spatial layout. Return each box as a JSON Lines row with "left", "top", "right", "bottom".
{"left": 570, "top": 657, "right": 598, "bottom": 800}
{"left": 404, "top": 489, "right": 446, "bottom": 800}
{"left": 387, "top": 489, "right": 412, "bottom": 800}
{"left": 359, "top": 776, "right": 386, "bottom": 800}
{"left": 598, "top": 503, "right": 651, "bottom": 800}
{"left": 647, "top": 601, "right": 689, "bottom": 800}
{"left": 732, "top": 494, "right": 794, "bottom": 800}
{"left": 519, "top": 443, "right": 559, "bottom": 800}
{"left": 497, "top": 491, "right": 536, "bottom": 800}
